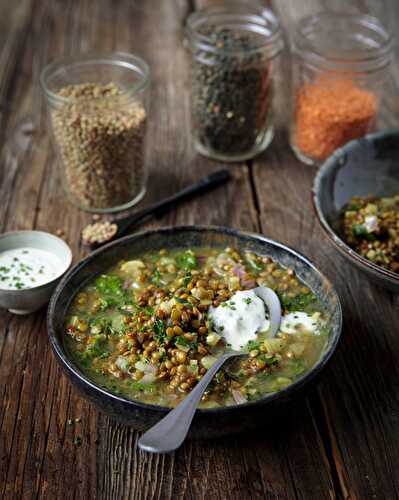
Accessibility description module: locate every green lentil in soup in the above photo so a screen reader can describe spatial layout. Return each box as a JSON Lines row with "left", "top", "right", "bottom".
{"left": 65, "top": 247, "right": 330, "bottom": 408}
{"left": 342, "top": 193, "right": 399, "bottom": 273}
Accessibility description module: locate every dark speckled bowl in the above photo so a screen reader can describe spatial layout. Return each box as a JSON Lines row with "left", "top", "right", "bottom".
{"left": 313, "top": 129, "right": 399, "bottom": 292}
{"left": 47, "top": 226, "right": 342, "bottom": 438}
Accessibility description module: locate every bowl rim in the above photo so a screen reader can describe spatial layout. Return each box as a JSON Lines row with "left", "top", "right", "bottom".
{"left": 47, "top": 224, "right": 342, "bottom": 415}
{"left": 0, "top": 230, "right": 73, "bottom": 293}
{"left": 312, "top": 128, "right": 399, "bottom": 285}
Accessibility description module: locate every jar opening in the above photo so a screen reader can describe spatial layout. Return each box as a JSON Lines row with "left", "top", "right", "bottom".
{"left": 41, "top": 52, "right": 150, "bottom": 104}
{"left": 294, "top": 12, "right": 393, "bottom": 74}
{"left": 186, "top": 4, "right": 283, "bottom": 58}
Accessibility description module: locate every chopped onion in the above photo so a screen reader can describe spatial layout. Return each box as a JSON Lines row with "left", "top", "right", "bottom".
{"left": 232, "top": 389, "right": 248, "bottom": 405}
{"left": 123, "top": 279, "right": 132, "bottom": 290}
{"left": 140, "top": 373, "right": 156, "bottom": 384}
{"left": 135, "top": 361, "right": 157, "bottom": 375}
{"left": 242, "top": 279, "right": 256, "bottom": 289}
{"left": 232, "top": 266, "right": 246, "bottom": 278}
{"left": 253, "top": 286, "right": 282, "bottom": 337}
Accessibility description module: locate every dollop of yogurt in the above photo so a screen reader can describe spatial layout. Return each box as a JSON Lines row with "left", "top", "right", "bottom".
{"left": 280, "top": 311, "right": 320, "bottom": 335}
{"left": 209, "top": 290, "right": 270, "bottom": 350}
{"left": 209, "top": 290, "right": 322, "bottom": 349}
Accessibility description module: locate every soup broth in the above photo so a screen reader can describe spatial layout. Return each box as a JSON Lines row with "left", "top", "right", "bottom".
{"left": 65, "top": 247, "right": 329, "bottom": 408}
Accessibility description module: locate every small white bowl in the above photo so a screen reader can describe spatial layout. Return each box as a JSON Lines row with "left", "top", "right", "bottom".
{"left": 0, "top": 231, "right": 72, "bottom": 314}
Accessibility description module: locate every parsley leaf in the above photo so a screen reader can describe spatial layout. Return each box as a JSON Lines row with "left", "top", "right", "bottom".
{"left": 154, "top": 319, "right": 167, "bottom": 345}
{"left": 182, "top": 271, "right": 192, "bottom": 287}
{"left": 276, "top": 291, "right": 316, "bottom": 312}
{"left": 177, "top": 250, "right": 197, "bottom": 270}
{"left": 352, "top": 223, "right": 375, "bottom": 241}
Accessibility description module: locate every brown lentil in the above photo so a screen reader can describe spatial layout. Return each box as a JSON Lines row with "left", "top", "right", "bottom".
{"left": 52, "top": 82, "right": 146, "bottom": 210}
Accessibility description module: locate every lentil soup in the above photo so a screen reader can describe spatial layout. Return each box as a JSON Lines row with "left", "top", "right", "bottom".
{"left": 342, "top": 194, "right": 399, "bottom": 273}
{"left": 64, "top": 247, "right": 330, "bottom": 408}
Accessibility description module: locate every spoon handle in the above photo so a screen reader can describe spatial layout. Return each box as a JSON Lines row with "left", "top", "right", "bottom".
{"left": 138, "top": 351, "right": 238, "bottom": 454}
{"left": 116, "top": 168, "right": 231, "bottom": 238}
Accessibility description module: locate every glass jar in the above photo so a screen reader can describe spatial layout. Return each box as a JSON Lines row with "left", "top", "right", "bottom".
{"left": 41, "top": 52, "right": 150, "bottom": 213}
{"left": 185, "top": 3, "right": 284, "bottom": 162}
{"left": 290, "top": 12, "right": 393, "bottom": 166}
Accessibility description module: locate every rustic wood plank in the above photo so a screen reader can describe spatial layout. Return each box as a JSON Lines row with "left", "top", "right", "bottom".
{"left": 1, "top": 0, "right": 399, "bottom": 499}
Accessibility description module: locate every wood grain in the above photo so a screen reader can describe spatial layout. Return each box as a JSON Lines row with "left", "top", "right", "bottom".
{"left": 0, "top": 0, "right": 398, "bottom": 499}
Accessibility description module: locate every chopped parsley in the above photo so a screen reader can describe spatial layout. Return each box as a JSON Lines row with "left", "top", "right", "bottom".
{"left": 177, "top": 250, "right": 197, "bottom": 270}
{"left": 277, "top": 291, "right": 316, "bottom": 312}
{"left": 246, "top": 340, "right": 261, "bottom": 351}
{"left": 94, "top": 274, "right": 130, "bottom": 308}
{"left": 221, "top": 300, "right": 236, "bottom": 310}
{"left": 182, "top": 271, "right": 192, "bottom": 287}
{"left": 152, "top": 270, "right": 162, "bottom": 286}
{"left": 154, "top": 319, "right": 167, "bottom": 345}
{"left": 73, "top": 436, "right": 82, "bottom": 446}
{"left": 352, "top": 223, "right": 375, "bottom": 240}
{"left": 245, "top": 253, "right": 263, "bottom": 272}
{"left": 174, "top": 296, "right": 193, "bottom": 308}
{"left": 175, "top": 335, "right": 197, "bottom": 351}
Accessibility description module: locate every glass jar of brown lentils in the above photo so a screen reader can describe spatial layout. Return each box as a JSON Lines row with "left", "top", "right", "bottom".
{"left": 41, "top": 52, "right": 150, "bottom": 213}
{"left": 185, "top": 3, "right": 284, "bottom": 162}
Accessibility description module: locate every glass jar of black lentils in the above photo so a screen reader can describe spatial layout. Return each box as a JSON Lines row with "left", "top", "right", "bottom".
{"left": 185, "top": 3, "right": 284, "bottom": 162}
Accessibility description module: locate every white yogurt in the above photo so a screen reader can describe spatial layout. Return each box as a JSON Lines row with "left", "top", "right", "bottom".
{"left": 209, "top": 290, "right": 321, "bottom": 350}
{"left": 209, "top": 290, "right": 270, "bottom": 350}
{"left": 0, "top": 247, "right": 62, "bottom": 290}
{"left": 280, "top": 311, "right": 320, "bottom": 335}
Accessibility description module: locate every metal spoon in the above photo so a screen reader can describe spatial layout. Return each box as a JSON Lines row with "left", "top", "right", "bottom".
{"left": 138, "top": 286, "right": 281, "bottom": 454}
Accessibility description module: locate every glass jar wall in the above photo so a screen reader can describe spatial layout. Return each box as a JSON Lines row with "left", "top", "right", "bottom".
{"left": 41, "top": 53, "right": 150, "bottom": 213}
{"left": 290, "top": 13, "right": 393, "bottom": 166}
{"left": 186, "top": 3, "right": 284, "bottom": 162}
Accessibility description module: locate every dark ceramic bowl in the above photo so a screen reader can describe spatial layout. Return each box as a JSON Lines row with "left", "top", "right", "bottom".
{"left": 47, "top": 226, "right": 342, "bottom": 438}
{"left": 313, "top": 129, "right": 399, "bottom": 291}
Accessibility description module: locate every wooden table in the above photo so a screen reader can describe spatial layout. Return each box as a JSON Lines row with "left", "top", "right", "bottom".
{"left": 1, "top": 1, "right": 399, "bottom": 498}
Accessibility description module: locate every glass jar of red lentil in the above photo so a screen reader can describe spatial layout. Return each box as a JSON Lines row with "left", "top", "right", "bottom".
{"left": 290, "top": 12, "right": 393, "bottom": 166}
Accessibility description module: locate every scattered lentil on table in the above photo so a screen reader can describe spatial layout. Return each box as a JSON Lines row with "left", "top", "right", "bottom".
{"left": 342, "top": 194, "right": 399, "bottom": 273}
{"left": 81, "top": 221, "right": 118, "bottom": 245}
{"left": 52, "top": 82, "right": 146, "bottom": 210}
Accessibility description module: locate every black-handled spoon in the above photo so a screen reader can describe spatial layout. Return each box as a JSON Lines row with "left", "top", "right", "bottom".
{"left": 82, "top": 168, "right": 231, "bottom": 248}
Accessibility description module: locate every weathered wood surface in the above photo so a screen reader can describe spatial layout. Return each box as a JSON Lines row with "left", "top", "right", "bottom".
{"left": 0, "top": 0, "right": 398, "bottom": 499}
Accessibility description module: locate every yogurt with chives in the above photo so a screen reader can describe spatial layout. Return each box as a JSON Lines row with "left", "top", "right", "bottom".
{"left": 0, "top": 248, "right": 62, "bottom": 290}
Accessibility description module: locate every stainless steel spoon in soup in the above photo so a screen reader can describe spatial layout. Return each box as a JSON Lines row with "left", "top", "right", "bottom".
{"left": 138, "top": 286, "right": 281, "bottom": 454}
